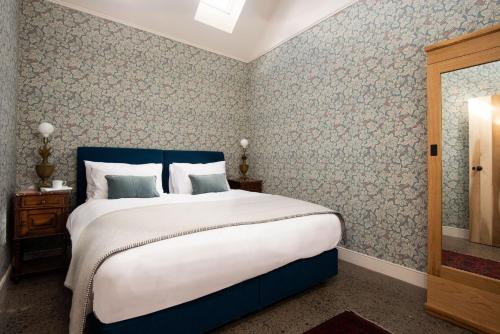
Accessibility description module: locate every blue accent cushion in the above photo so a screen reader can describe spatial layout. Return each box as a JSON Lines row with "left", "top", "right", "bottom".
{"left": 105, "top": 175, "right": 160, "bottom": 199}
{"left": 189, "top": 173, "right": 229, "bottom": 195}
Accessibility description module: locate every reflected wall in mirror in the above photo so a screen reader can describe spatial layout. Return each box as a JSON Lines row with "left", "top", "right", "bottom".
{"left": 442, "top": 60, "right": 500, "bottom": 280}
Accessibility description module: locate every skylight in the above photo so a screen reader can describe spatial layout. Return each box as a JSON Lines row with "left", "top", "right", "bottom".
{"left": 194, "top": 0, "right": 246, "bottom": 34}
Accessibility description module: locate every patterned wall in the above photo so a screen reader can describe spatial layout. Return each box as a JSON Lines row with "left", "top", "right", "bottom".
{"left": 14, "top": 0, "right": 500, "bottom": 272}
{"left": 442, "top": 61, "right": 500, "bottom": 229}
{"left": 16, "top": 0, "right": 249, "bottom": 193}
{"left": 0, "top": 0, "right": 19, "bottom": 278}
{"left": 247, "top": 0, "right": 499, "bottom": 270}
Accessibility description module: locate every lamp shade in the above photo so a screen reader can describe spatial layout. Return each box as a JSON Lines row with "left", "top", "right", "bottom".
{"left": 38, "top": 122, "right": 54, "bottom": 138}
{"left": 240, "top": 138, "right": 249, "bottom": 149}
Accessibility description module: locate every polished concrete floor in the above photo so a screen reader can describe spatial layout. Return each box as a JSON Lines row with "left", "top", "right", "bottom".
{"left": 0, "top": 261, "right": 471, "bottom": 334}
{"left": 443, "top": 235, "right": 500, "bottom": 262}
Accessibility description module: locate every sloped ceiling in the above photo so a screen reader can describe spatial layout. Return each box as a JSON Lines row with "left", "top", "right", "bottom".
{"left": 47, "top": 0, "right": 358, "bottom": 62}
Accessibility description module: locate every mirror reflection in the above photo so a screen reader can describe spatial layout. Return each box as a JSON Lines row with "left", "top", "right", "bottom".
{"left": 442, "top": 60, "right": 500, "bottom": 280}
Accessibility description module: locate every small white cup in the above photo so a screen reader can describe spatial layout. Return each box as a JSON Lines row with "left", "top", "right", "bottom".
{"left": 52, "top": 180, "right": 66, "bottom": 189}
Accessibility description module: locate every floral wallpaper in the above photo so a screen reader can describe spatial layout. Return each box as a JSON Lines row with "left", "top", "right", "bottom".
{"left": 14, "top": 0, "right": 500, "bottom": 272}
{"left": 0, "top": 0, "right": 19, "bottom": 278}
{"left": 247, "top": 0, "right": 499, "bottom": 271}
{"left": 442, "top": 61, "right": 500, "bottom": 230}
{"left": 16, "top": 0, "right": 249, "bottom": 194}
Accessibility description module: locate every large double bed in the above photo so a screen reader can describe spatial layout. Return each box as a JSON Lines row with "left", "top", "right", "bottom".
{"left": 66, "top": 147, "right": 342, "bottom": 334}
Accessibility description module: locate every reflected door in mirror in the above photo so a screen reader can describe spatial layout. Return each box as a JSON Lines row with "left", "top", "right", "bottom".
{"left": 469, "top": 95, "right": 500, "bottom": 246}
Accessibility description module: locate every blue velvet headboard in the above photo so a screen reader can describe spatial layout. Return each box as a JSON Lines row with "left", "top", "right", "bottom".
{"left": 76, "top": 147, "right": 225, "bottom": 205}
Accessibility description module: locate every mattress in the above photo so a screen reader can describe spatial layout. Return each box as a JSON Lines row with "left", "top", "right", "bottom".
{"left": 67, "top": 190, "right": 342, "bottom": 324}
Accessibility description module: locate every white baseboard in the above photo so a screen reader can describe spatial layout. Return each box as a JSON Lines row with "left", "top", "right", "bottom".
{"left": 442, "top": 226, "right": 469, "bottom": 239}
{"left": 0, "top": 265, "right": 11, "bottom": 300}
{"left": 337, "top": 246, "right": 427, "bottom": 289}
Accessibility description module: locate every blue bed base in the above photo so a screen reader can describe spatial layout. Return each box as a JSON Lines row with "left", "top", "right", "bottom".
{"left": 76, "top": 147, "right": 339, "bottom": 334}
{"left": 87, "top": 248, "right": 338, "bottom": 334}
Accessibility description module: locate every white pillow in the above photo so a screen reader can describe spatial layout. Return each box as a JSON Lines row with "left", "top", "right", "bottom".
{"left": 84, "top": 161, "right": 163, "bottom": 200}
{"left": 168, "top": 172, "right": 175, "bottom": 193}
{"left": 85, "top": 161, "right": 136, "bottom": 199}
{"left": 169, "top": 161, "right": 229, "bottom": 194}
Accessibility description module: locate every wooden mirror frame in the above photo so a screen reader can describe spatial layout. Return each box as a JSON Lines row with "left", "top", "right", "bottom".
{"left": 425, "top": 24, "right": 500, "bottom": 334}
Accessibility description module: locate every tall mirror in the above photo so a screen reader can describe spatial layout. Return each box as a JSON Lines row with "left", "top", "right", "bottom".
{"left": 441, "top": 60, "right": 500, "bottom": 280}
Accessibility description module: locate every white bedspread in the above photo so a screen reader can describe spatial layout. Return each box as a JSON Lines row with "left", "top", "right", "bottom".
{"left": 67, "top": 190, "right": 342, "bottom": 324}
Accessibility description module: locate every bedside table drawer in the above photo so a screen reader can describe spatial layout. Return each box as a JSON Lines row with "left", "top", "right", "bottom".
{"left": 241, "top": 183, "right": 262, "bottom": 192}
{"left": 228, "top": 179, "right": 263, "bottom": 193}
{"left": 16, "top": 208, "right": 67, "bottom": 238}
{"left": 20, "top": 194, "right": 67, "bottom": 208}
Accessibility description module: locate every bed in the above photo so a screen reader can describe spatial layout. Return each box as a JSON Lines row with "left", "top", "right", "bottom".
{"left": 66, "top": 147, "right": 342, "bottom": 334}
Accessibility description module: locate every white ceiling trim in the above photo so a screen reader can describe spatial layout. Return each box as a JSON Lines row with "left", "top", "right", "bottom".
{"left": 46, "top": 0, "right": 359, "bottom": 63}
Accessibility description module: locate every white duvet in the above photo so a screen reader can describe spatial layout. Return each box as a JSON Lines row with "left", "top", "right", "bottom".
{"left": 67, "top": 190, "right": 342, "bottom": 324}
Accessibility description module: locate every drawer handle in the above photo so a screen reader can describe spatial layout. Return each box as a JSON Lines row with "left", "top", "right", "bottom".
{"left": 41, "top": 200, "right": 47, "bottom": 204}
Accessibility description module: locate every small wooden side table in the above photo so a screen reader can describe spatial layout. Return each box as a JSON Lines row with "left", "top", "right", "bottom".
{"left": 228, "top": 178, "right": 263, "bottom": 193}
{"left": 11, "top": 190, "right": 71, "bottom": 282}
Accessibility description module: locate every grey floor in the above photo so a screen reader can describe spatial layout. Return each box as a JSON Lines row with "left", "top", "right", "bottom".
{"left": 0, "top": 261, "right": 471, "bottom": 334}
{"left": 443, "top": 235, "right": 500, "bottom": 262}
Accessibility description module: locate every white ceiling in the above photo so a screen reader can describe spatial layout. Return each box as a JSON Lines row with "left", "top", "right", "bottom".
{"left": 47, "top": 0, "right": 358, "bottom": 62}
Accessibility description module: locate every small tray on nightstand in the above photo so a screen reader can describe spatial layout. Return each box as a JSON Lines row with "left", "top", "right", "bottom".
{"left": 40, "top": 186, "right": 73, "bottom": 193}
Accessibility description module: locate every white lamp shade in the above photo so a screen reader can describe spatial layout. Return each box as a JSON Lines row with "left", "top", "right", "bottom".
{"left": 38, "top": 122, "right": 54, "bottom": 138}
{"left": 240, "top": 138, "right": 249, "bottom": 148}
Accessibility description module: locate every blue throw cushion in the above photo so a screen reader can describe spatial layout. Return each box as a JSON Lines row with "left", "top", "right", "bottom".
{"left": 105, "top": 175, "right": 160, "bottom": 199}
{"left": 189, "top": 173, "right": 229, "bottom": 195}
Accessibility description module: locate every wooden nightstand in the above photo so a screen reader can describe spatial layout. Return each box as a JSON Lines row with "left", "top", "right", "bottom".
{"left": 228, "top": 178, "right": 263, "bottom": 193}
{"left": 11, "top": 190, "right": 71, "bottom": 282}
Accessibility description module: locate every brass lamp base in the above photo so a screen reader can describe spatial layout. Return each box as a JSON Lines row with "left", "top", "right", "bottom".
{"left": 239, "top": 162, "right": 249, "bottom": 179}
{"left": 36, "top": 163, "right": 54, "bottom": 188}
{"left": 239, "top": 152, "right": 249, "bottom": 179}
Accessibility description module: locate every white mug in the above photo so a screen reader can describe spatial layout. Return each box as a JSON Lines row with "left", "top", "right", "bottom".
{"left": 52, "top": 180, "right": 66, "bottom": 189}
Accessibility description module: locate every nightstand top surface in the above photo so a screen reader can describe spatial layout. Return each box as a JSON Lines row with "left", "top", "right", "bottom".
{"left": 16, "top": 190, "right": 71, "bottom": 196}
{"left": 228, "top": 178, "right": 262, "bottom": 183}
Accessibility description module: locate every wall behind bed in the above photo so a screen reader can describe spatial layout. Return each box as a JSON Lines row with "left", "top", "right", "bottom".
{"left": 246, "top": 0, "right": 498, "bottom": 271}
{"left": 16, "top": 0, "right": 249, "bottom": 191}
{"left": 0, "top": 0, "right": 19, "bottom": 279}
